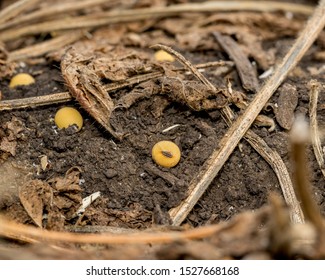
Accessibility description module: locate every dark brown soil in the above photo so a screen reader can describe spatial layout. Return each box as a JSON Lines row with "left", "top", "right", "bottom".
{"left": 1, "top": 43, "right": 325, "bottom": 228}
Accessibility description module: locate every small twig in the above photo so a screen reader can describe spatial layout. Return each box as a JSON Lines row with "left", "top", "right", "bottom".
{"left": 66, "top": 225, "right": 139, "bottom": 234}
{"left": 314, "top": 51, "right": 325, "bottom": 61}
{"left": 0, "top": 92, "right": 72, "bottom": 111}
{"left": 144, "top": 163, "right": 184, "bottom": 187}
{"left": 177, "top": 61, "right": 235, "bottom": 73}
{"left": 0, "top": 1, "right": 314, "bottom": 42}
{"left": 0, "top": 0, "right": 115, "bottom": 31}
{"left": 0, "top": 206, "right": 270, "bottom": 245}
{"left": 308, "top": 79, "right": 325, "bottom": 179}
{"left": 168, "top": 1, "right": 325, "bottom": 226}
{"left": 0, "top": 230, "right": 40, "bottom": 244}
{"left": 290, "top": 115, "right": 324, "bottom": 232}
{"left": 0, "top": 0, "right": 42, "bottom": 25}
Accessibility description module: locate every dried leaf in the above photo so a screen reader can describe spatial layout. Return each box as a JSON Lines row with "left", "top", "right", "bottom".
{"left": 115, "top": 80, "right": 157, "bottom": 109}
{"left": 40, "top": 155, "right": 48, "bottom": 171}
{"left": 61, "top": 43, "right": 161, "bottom": 139}
{"left": 275, "top": 83, "right": 298, "bottom": 130}
{"left": 88, "top": 202, "right": 153, "bottom": 229}
{"left": 47, "top": 167, "right": 82, "bottom": 219}
{"left": 0, "top": 42, "right": 16, "bottom": 79}
{"left": 0, "top": 137, "right": 16, "bottom": 156}
{"left": 213, "top": 32, "right": 259, "bottom": 93}
{"left": 0, "top": 117, "right": 26, "bottom": 156}
{"left": 18, "top": 168, "right": 82, "bottom": 229}
{"left": 19, "top": 180, "right": 52, "bottom": 228}
{"left": 160, "top": 78, "right": 227, "bottom": 111}
{"left": 5, "top": 117, "right": 25, "bottom": 140}
{"left": 62, "top": 48, "right": 118, "bottom": 138}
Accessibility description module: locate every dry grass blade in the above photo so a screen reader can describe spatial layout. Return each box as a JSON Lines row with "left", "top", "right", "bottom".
{"left": 0, "top": 0, "right": 42, "bottom": 25}
{"left": 8, "top": 30, "right": 86, "bottom": 62}
{"left": 308, "top": 80, "right": 325, "bottom": 179}
{"left": 0, "top": 1, "right": 314, "bottom": 42}
{"left": 290, "top": 116, "right": 324, "bottom": 235}
{"left": 169, "top": 0, "right": 325, "bottom": 226}
{"left": 0, "top": 0, "right": 114, "bottom": 31}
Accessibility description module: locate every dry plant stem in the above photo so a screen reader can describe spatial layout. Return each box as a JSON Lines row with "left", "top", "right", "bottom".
{"left": 291, "top": 118, "right": 324, "bottom": 233}
{"left": 8, "top": 30, "right": 86, "bottom": 62}
{"left": 308, "top": 80, "right": 325, "bottom": 178}
{"left": 0, "top": 0, "right": 42, "bottom": 25}
{"left": 67, "top": 225, "right": 185, "bottom": 234}
{"left": 314, "top": 51, "right": 325, "bottom": 60}
{"left": 0, "top": 213, "right": 230, "bottom": 245}
{"left": 1, "top": 230, "right": 40, "bottom": 244}
{"left": 177, "top": 61, "right": 234, "bottom": 73}
{"left": 0, "top": 207, "right": 270, "bottom": 245}
{"left": 0, "top": 0, "right": 115, "bottom": 31}
{"left": 0, "top": 92, "right": 71, "bottom": 111}
{"left": 66, "top": 225, "right": 139, "bottom": 234}
{"left": 268, "top": 193, "right": 294, "bottom": 256}
{"left": 169, "top": 0, "right": 325, "bottom": 226}
{"left": 0, "top": 1, "right": 314, "bottom": 42}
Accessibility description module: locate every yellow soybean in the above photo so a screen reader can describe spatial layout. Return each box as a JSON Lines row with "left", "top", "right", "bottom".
{"left": 54, "top": 107, "right": 83, "bottom": 131}
{"left": 154, "top": 50, "right": 175, "bottom": 62}
{"left": 152, "top": 140, "right": 181, "bottom": 168}
{"left": 9, "top": 73, "right": 35, "bottom": 88}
